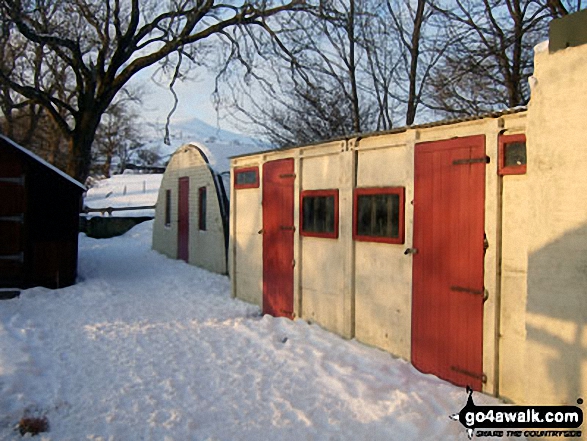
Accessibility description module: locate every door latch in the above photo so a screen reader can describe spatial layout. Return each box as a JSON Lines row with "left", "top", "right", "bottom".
{"left": 404, "top": 248, "right": 418, "bottom": 255}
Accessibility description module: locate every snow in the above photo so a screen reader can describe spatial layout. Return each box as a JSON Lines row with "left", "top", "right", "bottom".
{"left": 83, "top": 173, "right": 163, "bottom": 218}
{"left": 145, "top": 117, "right": 269, "bottom": 173}
{"left": 534, "top": 40, "right": 549, "bottom": 54}
{"left": 0, "top": 222, "right": 511, "bottom": 440}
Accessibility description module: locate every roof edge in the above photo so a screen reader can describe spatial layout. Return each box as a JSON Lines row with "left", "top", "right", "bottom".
{"left": 228, "top": 106, "right": 528, "bottom": 161}
{"left": 0, "top": 134, "right": 86, "bottom": 191}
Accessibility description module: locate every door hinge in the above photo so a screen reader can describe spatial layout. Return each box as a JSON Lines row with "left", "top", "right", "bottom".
{"left": 450, "top": 285, "right": 484, "bottom": 296}
{"left": 0, "top": 175, "right": 25, "bottom": 185}
{"left": 279, "top": 173, "right": 296, "bottom": 179}
{"left": 0, "top": 252, "right": 24, "bottom": 263}
{"left": 452, "top": 156, "right": 489, "bottom": 166}
{"left": 292, "top": 259, "right": 296, "bottom": 268}
{"left": 0, "top": 214, "right": 24, "bottom": 223}
{"left": 280, "top": 225, "right": 296, "bottom": 231}
{"left": 451, "top": 366, "right": 487, "bottom": 384}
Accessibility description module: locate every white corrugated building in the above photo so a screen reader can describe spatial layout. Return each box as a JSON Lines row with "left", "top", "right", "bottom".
{"left": 152, "top": 142, "right": 229, "bottom": 274}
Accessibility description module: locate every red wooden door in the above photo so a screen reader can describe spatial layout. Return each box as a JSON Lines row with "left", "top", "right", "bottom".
{"left": 177, "top": 177, "right": 190, "bottom": 262}
{"left": 412, "top": 135, "right": 486, "bottom": 391}
{"left": 262, "top": 159, "right": 295, "bottom": 318}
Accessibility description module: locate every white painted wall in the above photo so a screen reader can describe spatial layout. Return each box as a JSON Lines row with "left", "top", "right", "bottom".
{"left": 524, "top": 42, "right": 587, "bottom": 405}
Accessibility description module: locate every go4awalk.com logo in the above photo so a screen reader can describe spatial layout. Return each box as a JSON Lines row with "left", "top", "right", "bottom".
{"left": 450, "top": 387, "right": 583, "bottom": 439}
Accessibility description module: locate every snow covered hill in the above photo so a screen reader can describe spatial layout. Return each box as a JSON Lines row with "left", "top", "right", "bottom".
{"left": 146, "top": 117, "right": 270, "bottom": 173}
{"left": 0, "top": 222, "right": 510, "bottom": 441}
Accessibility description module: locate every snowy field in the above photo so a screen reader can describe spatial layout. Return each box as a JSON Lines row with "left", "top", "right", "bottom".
{"left": 84, "top": 173, "right": 163, "bottom": 218}
{"left": 0, "top": 222, "right": 509, "bottom": 440}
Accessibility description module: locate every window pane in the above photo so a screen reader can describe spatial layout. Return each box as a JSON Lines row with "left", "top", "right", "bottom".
{"left": 236, "top": 170, "right": 257, "bottom": 186}
{"left": 199, "top": 187, "right": 207, "bottom": 231}
{"left": 357, "top": 193, "right": 400, "bottom": 238}
{"left": 504, "top": 141, "right": 526, "bottom": 167}
{"left": 165, "top": 190, "right": 171, "bottom": 226}
{"left": 302, "top": 195, "right": 335, "bottom": 234}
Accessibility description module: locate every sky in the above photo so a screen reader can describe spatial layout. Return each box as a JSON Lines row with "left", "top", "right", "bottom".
{"left": 130, "top": 63, "right": 239, "bottom": 134}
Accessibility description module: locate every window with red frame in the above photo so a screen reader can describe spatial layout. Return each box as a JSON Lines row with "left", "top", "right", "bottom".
{"left": 499, "top": 133, "right": 527, "bottom": 175}
{"left": 198, "top": 186, "right": 207, "bottom": 231}
{"left": 234, "top": 167, "right": 259, "bottom": 189}
{"left": 300, "top": 189, "right": 339, "bottom": 239}
{"left": 353, "top": 187, "right": 405, "bottom": 244}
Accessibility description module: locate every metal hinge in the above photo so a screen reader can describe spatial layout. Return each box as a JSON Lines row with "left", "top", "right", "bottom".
{"left": 450, "top": 285, "right": 484, "bottom": 296}
{"left": 0, "top": 252, "right": 24, "bottom": 263}
{"left": 0, "top": 175, "right": 25, "bottom": 185}
{"left": 451, "top": 366, "right": 487, "bottom": 384}
{"left": 292, "top": 259, "right": 296, "bottom": 268}
{"left": 0, "top": 214, "right": 24, "bottom": 223}
{"left": 280, "top": 225, "right": 296, "bottom": 231}
{"left": 452, "top": 156, "right": 490, "bottom": 166}
{"left": 279, "top": 173, "right": 296, "bottom": 179}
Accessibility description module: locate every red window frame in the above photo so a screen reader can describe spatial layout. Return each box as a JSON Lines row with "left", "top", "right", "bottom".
{"left": 234, "top": 166, "right": 259, "bottom": 189}
{"left": 499, "top": 133, "right": 527, "bottom": 175}
{"left": 300, "top": 189, "right": 339, "bottom": 239}
{"left": 198, "top": 186, "right": 207, "bottom": 231}
{"left": 353, "top": 187, "right": 405, "bottom": 244}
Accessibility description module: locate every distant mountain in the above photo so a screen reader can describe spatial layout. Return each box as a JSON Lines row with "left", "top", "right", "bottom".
{"left": 144, "top": 118, "right": 271, "bottom": 173}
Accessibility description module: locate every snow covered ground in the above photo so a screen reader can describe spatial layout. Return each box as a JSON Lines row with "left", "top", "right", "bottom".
{"left": 0, "top": 222, "right": 509, "bottom": 440}
{"left": 84, "top": 173, "right": 163, "bottom": 218}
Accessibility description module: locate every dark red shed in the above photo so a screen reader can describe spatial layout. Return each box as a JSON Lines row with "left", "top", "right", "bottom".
{"left": 0, "top": 135, "right": 85, "bottom": 291}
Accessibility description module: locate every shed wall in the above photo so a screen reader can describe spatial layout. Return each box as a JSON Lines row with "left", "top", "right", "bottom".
{"left": 0, "top": 139, "right": 82, "bottom": 289}
{"left": 232, "top": 112, "right": 529, "bottom": 398}
{"left": 524, "top": 42, "right": 587, "bottom": 405}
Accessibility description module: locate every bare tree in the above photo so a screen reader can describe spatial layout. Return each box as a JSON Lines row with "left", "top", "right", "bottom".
{"left": 0, "top": 0, "right": 303, "bottom": 182}
{"left": 216, "top": 0, "right": 395, "bottom": 145}
{"left": 381, "top": 0, "right": 450, "bottom": 125}
{"left": 425, "top": 0, "right": 579, "bottom": 116}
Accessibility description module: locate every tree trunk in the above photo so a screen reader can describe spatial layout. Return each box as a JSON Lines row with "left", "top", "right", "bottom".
{"left": 406, "top": 0, "right": 426, "bottom": 126}
{"left": 67, "top": 112, "right": 102, "bottom": 184}
{"left": 348, "top": 0, "right": 361, "bottom": 133}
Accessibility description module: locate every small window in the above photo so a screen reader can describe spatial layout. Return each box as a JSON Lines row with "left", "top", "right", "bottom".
{"left": 234, "top": 167, "right": 259, "bottom": 189}
{"left": 300, "top": 190, "right": 339, "bottom": 238}
{"left": 164, "top": 189, "right": 171, "bottom": 226}
{"left": 353, "top": 187, "right": 405, "bottom": 244}
{"left": 198, "top": 186, "right": 207, "bottom": 231}
{"left": 499, "top": 133, "right": 526, "bottom": 175}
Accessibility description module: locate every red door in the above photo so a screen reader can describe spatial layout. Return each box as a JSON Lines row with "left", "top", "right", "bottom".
{"left": 262, "top": 159, "right": 295, "bottom": 318}
{"left": 412, "top": 135, "right": 486, "bottom": 391}
{"left": 177, "top": 177, "right": 189, "bottom": 262}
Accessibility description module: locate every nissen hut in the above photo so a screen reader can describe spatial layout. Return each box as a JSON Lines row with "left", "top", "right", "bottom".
{"left": 152, "top": 142, "right": 229, "bottom": 274}
{"left": 230, "top": 9, "right": 587, "bottom": 408}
